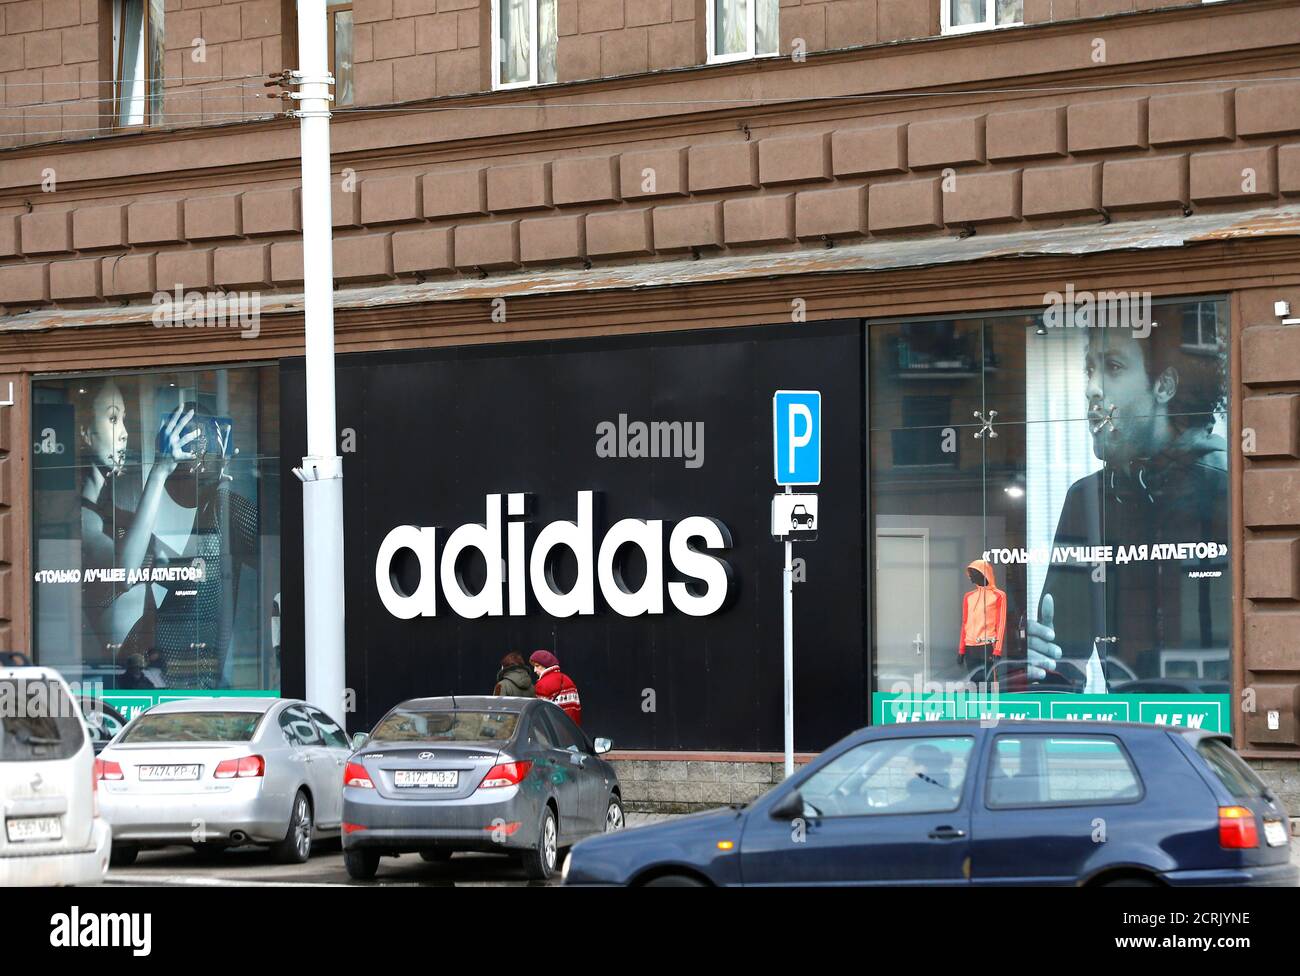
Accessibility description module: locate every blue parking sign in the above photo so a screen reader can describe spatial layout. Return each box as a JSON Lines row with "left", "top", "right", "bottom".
{"left": 773, "top": 390, "right": 821, "bottom": 486}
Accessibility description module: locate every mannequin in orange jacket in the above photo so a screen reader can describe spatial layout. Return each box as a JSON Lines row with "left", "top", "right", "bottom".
{"left": 958, "top": 558, "right": 1007, "bottom": 671}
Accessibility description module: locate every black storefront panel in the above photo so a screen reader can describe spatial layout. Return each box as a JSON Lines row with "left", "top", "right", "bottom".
{"left": 281, "top": 321, "right": 865, "bottom": 752}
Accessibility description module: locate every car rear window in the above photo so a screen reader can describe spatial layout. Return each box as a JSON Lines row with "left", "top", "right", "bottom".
{"left": 119, "top": 711, "right": 261, "bottom": 743}
{"left": 370, "top": 709, "right": 519, "bottom": 743}
{"left": 0, "top": 678, "right": 86, "bottom": 761}
{"left": 1196, "top": 738, "right": 1269, "bottom": 800}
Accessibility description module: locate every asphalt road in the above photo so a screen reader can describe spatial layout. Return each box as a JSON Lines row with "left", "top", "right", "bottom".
{"left": 104, "top": 812, "right": 679, "bottom": 887}
{"left": 107, "top": 845, "right": 558, "bottom": 887}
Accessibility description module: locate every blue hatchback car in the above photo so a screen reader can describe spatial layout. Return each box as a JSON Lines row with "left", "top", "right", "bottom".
{"left": 563, "top": 721, "right": 1298, "bottom": 886}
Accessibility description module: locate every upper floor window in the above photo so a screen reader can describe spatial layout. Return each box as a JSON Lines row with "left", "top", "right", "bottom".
{"left": 493, "top": 0, "right": 558, "bottom": 89}
{"left": 112, "top": 0, "right": 164, "bottom": 127}
{"left": 294, "top": 1, "right": 354, "bottom": 107}
{"left": 708, "top": 0, "right": 778, "bottom": 64}
{"left": 942, "top": 0, "right": 1023, "bottom": 35}
{"left": 327, "top": 0, "right": 354, "bottom": 106}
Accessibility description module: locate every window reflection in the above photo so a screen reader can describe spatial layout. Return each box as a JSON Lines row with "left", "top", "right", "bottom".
{"left": 32, "top": 366, "right": 280, "bottom": 698}
{"left": 871, "top": 298, "right": 1232, "bottom": 716}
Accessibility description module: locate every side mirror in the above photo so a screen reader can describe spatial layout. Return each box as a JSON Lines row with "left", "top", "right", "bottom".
{"left": 593, "top": 737, "right": 613, "bottom": 755}
{"left": 350, "top": 732, "right": 369, "bottom": 752}
{"left": 769, "top": 789, "right": 805, "bottom": 821}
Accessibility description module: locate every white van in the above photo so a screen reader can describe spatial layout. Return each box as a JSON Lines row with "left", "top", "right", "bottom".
{"left": 0, "top": 666, "right": 112, "bottom": 885}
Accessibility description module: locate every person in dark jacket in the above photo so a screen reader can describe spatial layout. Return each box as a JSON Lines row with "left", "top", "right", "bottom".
{"left": 492, "top": 652, "right": 535, "bottom": 698}
{"left": 529, "top": 650, "right": 582, "bottom": 726}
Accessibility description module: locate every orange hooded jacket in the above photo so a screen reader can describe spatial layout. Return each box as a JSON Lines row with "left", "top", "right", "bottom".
{"left": 959, "top": 558, "right": 1006, "bottom": 658}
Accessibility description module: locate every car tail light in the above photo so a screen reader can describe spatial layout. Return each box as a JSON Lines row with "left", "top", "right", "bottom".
{"left": 91, "top": 759, "right": 99, "bottom": 817}
{"left": 478, "top": 760, "right": 532, "bottom": 790}
{"left": 1218, "top": 806, "right": 1259, "bottom": 849}
{"left": 213, "top": 755, "right": 265, "bottom": 779}
{"left": 342, "top": 822, "right": 366, "bottom": 834}
{"left": 344, "top": 761, "right": 375, "bottom": 789}
{"left": 95, "top": 759, "right": 123, "bottom": 781}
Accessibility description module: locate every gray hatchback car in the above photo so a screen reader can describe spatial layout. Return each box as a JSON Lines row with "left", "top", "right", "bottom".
{"left": 341, "top": 696, "right": 623, "bottom": 880}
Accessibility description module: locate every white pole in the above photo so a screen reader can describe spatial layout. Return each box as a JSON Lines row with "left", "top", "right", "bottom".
{"left": 294, "top": 0, "right": 347, "bottom": 728}
{"left": 783, "top": 486, "right": 794, "bottom": 780}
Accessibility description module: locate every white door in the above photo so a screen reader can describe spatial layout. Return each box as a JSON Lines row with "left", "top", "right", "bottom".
{"left": 875, "top": 530, "right": 930, "bottom": 687}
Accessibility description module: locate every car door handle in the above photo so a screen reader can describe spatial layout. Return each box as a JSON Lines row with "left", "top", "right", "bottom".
{"left": 928, "top": 826, "right": 966, "bottom": 840}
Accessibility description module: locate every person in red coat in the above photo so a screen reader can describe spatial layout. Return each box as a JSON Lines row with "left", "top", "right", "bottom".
{"left": 529, "top": 649, "right": 582, "bottom": 726}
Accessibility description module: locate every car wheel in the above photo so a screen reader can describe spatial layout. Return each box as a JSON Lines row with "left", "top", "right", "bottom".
{"left": 272, "top": 790, "right": 314, "bottom": 864}
{"left": 522, "top": 806, "right": 558, "bottom": 881}
{"left": 605, "top": 795, "right": 625, "bottom": 832}
{"left": 1100, "top": 877, "right": 1160, "bottom": 887}
{"left": 344, "top": 849, "right": 380, "bottom": 881}
{"left": 109, "top": 844, "right": 138, "bottom": 868}
{"left": 419, "top": 850, "right": 454, "bottom": 863}
{"left": 643, "top": 874, "right": 707, "bottom": 887}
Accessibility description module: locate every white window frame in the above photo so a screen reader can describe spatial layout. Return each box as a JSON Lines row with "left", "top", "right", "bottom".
{"left": 112, "top": 0, "right": 163, "bottom": 128}
{"left": 492, "top": 0, "right": 541, "bottom": 91}
{"left": 706, "top": 0, "right": 779, "bottom": 65}
{"left": 940, "top": 0, "right": 1023, "bottom": 36}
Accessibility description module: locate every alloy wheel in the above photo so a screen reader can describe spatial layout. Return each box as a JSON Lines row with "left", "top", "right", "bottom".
{"left": 543, "top": 814, "right": 557, "bottom": 871}
{"left": 293, "top": 795, "right": 312, "bottom": 859}
{"left": 606, "top": 801, "right": 624, "bottom": 831}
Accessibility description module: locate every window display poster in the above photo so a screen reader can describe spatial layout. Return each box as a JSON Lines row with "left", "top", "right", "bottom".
{"left": 31, "top": 366, "right": 280, "bottom": 714}
{"left": 871, "top": 298, "right": 1231, "bottom": 730}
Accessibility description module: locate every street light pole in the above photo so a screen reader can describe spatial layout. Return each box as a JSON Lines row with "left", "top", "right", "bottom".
{"left": 290, "top": 0, "right": 347, "bottom": 728}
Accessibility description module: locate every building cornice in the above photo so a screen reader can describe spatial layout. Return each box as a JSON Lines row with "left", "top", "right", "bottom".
{"left": 5, "top": 216, "right": 1299, "bottom": 373}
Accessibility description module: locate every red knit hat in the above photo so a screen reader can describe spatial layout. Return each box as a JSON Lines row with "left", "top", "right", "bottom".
{"left": 529, "top": 649, "right": 559, "bottom": 669}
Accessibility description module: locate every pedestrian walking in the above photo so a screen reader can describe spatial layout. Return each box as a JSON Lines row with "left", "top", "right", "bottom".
{"left": 492, "top": 652, "right": 536, "bottom": 697}
{"left": 529, "top": 650, "right": 582, "bottom": 726}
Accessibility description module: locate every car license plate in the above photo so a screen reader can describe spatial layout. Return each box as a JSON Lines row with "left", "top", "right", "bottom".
{"left": 1264, "top": 819, "right": 1289, "bottom": 847}
{"left": 137, "top": 764, "right": 201, "bottom": 781}
{"left": 394, "top": 770, "right": 458, "bottom": 789}
{"left": 5, "top": 816, "right": 62, "bottom": 843}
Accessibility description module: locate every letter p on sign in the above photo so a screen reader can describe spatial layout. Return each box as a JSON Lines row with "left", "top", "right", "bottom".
{"left": 773, "top": 390, "right": 821, "bottom": 486}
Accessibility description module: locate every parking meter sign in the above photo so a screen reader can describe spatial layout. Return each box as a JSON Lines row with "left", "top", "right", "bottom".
{"left": 773, "top": 390, "right": 821, "bottom": 486}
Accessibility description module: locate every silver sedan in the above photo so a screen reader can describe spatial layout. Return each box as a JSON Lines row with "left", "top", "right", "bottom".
{"left": 98, "top": 697, "right": 352, "bottom": 866}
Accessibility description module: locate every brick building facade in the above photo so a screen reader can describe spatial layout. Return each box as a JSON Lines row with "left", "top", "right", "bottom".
{"left": 2, "top": 0, "right": 1300, "bottom": 814}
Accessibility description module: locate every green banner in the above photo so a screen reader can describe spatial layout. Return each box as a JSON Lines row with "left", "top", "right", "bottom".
{"left": 99, "top": 689, "right": 279, "bottom": 723}
{"left": 872, "top": 692, "right": 1230, "bottom": 732}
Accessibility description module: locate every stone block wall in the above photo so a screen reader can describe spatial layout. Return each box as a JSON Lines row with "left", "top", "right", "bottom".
{"left": 5, "top": 73, "right": 1300, "bottom": 310}
{"left": 610, "top": 755, "right": 811, "bottom": 813}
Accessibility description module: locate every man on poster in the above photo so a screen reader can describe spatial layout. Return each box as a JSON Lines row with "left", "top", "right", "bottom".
{"left": 1026, "top": 316, "right": 1230, "bottom": 688}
